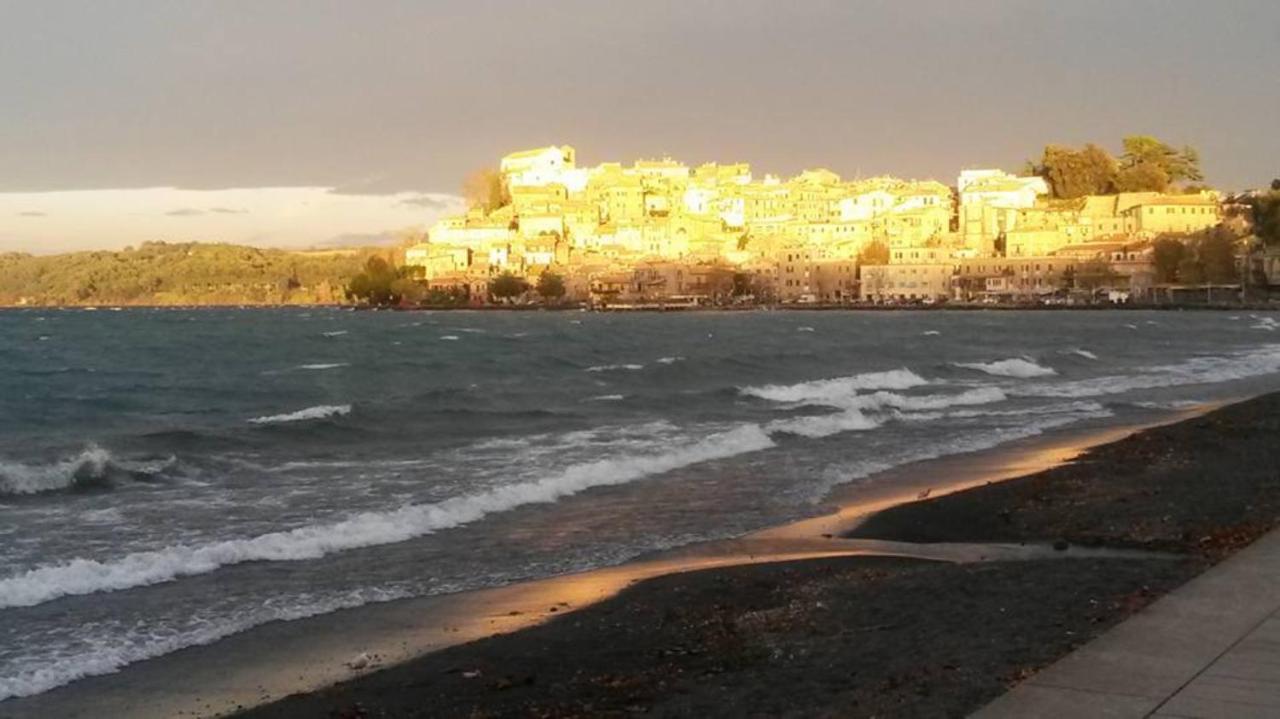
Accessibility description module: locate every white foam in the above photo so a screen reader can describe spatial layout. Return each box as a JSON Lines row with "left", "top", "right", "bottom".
{"left": 1020, "top": 343, "right": 1280, "bottom": 398}
{"left": 247, "top": 405, "right": 352, "bottom": 425}
{"left": 321, "top": 330, "right": 348, "bottom": 337}
{"left": 439, "top": 335, "right": 460, "bottom": 341}
{"left": 0, "top": 446, "right": 113, "bottom": 496}
{"left": 0, "top": 425, "right": 774, "bottom": 610}
{"left": 585, "top": 363, "right": 645, "bottom": 372}
{"left": 922, "top": 330, "right": 941, "bottom": 336}
{"left": 797, "top": 326, "right": 815, "bottom": 332}
{"left": 297, "top": 363, "right": 348, "bottom": 371}
{"left": 1065, "top": 348, "right": 1099, "bottom": 360}
{"left": 741, "top": 368, "right": 928, "bottom": 404}
{"left": 655, "top": 356, "right": 684, "bottom": 365}
{"left": 1251, "top": 317, "right": 1278, "bottom": 331}
{"left": 766, "top": 409, "right": 883, "bottom": 438}
{"left": 586, "top": 394, "right": 625, "bottom": 402}
{"left": 0, "top": 585, "right": 417, "bottom": 701}
{"left": 955, "top": 358, "right": 1057, "bottom": 378}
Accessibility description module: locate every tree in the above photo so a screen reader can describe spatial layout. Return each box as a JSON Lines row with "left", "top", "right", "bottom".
{"left": 1040, "top": 143, "right": 1117, "bottom": 198}
{"left": 1074, "top": 259, "right": 1119, "bottom": 293}
{"left": 1255, "top": 191, "right": 1280, "bottom": 247}
{"left": 389, "top": 277, "right": 427, "bottom": 305}
{"left": 346, "top": 256, "right": 401, "bottom": 306}
{"left": 488, "top": 272, "right": 528, "bottom": 303}
{"left": 1118, "top": 135, "right": 1202, "bottom": 189}
{"left": 1271, "top": 178, "right": 1280, "bottom": 192}
{"left": 857, "top": 240, "right": 890, "bottom": 266}
{"left": 1198, "top": 231, "right": 1237, "bottom": 284}
{"left": 462, "top": 169, "right": 510, "bottom": 213}
{"left": 1177, "top": 256, "right": 1204, "bottom": 285}
{"left": 1114, "top": 161, "right": 1170, "bottom": 193}
{"left": 535, "top": 271, "right": 566, "bottom": 303}
{"left": 1153, "top": 237, "right": 1187, "bottom": 283}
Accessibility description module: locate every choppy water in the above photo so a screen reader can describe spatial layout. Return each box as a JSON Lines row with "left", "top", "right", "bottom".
{"left": 1, "top": 307, "right": 1279, "bottom": 701}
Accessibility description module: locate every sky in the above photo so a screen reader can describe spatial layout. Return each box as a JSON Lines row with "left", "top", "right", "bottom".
{"left": 1, "top": 0, "right": 1277, "bottom": 253}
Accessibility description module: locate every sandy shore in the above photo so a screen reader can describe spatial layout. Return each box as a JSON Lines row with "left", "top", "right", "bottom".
{"left": 222, "top": 394, "right": 1280, "bottom": 718}
{"left": 5, "top": 397, "right": 1275, "bottom": 718}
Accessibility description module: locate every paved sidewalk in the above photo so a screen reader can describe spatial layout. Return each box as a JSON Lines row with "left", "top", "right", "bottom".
{"left": 974, "top": 528, "right": 1280, "bottom": 718}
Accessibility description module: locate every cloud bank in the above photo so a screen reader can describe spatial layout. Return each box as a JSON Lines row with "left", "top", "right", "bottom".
{"left": 0, "top": 187, "right": 464, "bottom": 254}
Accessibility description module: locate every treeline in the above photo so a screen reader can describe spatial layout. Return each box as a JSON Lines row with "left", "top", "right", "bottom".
{"left": 1024, "top": 135, "right": 1205, "bottom": 199}
{"left": 0, "top": 241, "right": 384, "bottom": 306}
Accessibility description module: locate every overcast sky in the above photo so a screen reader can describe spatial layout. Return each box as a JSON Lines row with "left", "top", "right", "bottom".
{"left": 2, "top": 0, "right": 1277, "bottom": 252}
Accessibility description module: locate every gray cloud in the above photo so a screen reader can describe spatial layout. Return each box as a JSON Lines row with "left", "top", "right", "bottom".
{"left": 0, "top": 1, "right": 1276, "bottom": 199}
{"left": 209, "top": 207, "right": 248, "bottom": 214}
{"left": 164, "top": 208, "right": 205, "bottom": 217}
{"left": 398, "top": 195, "right": 456, "bottom": 211}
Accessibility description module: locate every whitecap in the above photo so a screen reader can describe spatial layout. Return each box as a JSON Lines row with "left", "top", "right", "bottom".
{"left": 797, "top": 326, "right": 815, "bottom": 332}
{"left": 322, "top": 330, "right": 348, "bottom": 337}
{"left": 954, "top": 358, "right": 1056, "bottom": 378}
{"left": 439, "top": 335, "right": 460, "bottom": 341}
{"left": 297, "top": 363, "right": 348, "bottom": 371}
{"left": 1064, "top": 348, "right": 1099, "bottom": 360}
{"left": 655, "top": 356, "right": 684, "bottom": 365}
{"left": 586, "top": 394, "right": 625, "bottom": 402}
{"left": 922, "top": 330, "right": 941, "bottom": 336}
{"left": 585, "top": 363, "right": 645, "bottom": 372}
{"left": 741, "top": 369, "right": 928, "bottom": 404}
{"left": 248, "top": 405, "right": 352, "bottom": 425}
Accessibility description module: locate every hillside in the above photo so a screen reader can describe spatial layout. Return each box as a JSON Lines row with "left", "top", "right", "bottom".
{"left": 0, "top": 242, "right": 383, "bottom": 306}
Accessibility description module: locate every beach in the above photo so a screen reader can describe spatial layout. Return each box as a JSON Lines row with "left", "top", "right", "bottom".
{"left": 222, "top": 393, "right": 1280, "bottom": 718}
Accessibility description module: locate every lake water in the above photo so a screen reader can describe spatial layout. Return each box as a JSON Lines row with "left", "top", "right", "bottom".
{"left": 2, "top": 307, "right": 1279, "bottom": 701}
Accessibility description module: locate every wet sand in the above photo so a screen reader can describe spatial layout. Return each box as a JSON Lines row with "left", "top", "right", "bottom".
{"left": 5, "top": 398, "right": 1272, "bottom": 718}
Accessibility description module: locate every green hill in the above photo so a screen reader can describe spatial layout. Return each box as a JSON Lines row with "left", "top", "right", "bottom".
{"left": 0, "top": 241, "right": 385, "bottom": 306}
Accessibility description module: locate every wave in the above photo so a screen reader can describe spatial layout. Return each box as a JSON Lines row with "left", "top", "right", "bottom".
{"left": 321, "top": 330, "right": 348, "bottom": 337}
{"left": 954, "top": 358, "right": 1056, "bottom": 378}
{"left": 297, "top": 363, "right": 348, "bottom": 371}
{"left": 0, "top": 425, "right": 774, "bottom": 610}
{"left": 0, "top": 447, "right": 176, "bottom": 497}
{"left": 797, "top": 326, "right": 815, "bottom": 332}
{"left": 655, "top": 356, "right": 684, "bottom": 365}
{"left": 586, "top": 394, "right": 625, "bottom": 402}
{"left": 740, "top": 368, "right": 928, "bottom": 404}
{"left": 0, "top": 584, "right": 417, "bottom": 702}
{"left": 1064, "top": 348, "right": 1099, "bottom": 360}
{"left": 248, "top": 405, "right": 352, "bottom": 425}
{"left": 1019, "top": 343, "right": 1280, "bottom": 398}
{"left": 439, "top": 335, "right": 460, "bottom": 341}
{"left": 1252, "top": 316, "right": 1278, "bottom": 331}
{"left": 585, "top": 363, "right": 645, "bottom": 372}
{"left": 762, "top": 387, "right": 1007, "bottom": 439}
{"left": 922, "top": 330, "right": 941, "bottom": 336}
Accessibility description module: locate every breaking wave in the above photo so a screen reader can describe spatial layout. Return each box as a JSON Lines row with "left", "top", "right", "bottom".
{"left": 762, "top": 387, "right": 1007, "bottom": 439}
{"left": 248, "top": 405, "right": 352, "bottom": 425}
{"left": 1019, "top": 343, "right": 1280, "bottom": 398}
{"left": 0, "top": 425, "right": 775, "bottom": 610}
{"left": 1064, "top": 348, "right": 1099, "bottom": 360}
{"left": 297, "top": 363, "right": 348, "bottom": 371}
{"left": 0, "top": 447, "right": 176, "bottom": 497}
{"left": 585, "top": 363, "right": 645, "bottom": 372}
{"left": 741, "top": 368, "right": 928, "bottom": 403}
{"left": 955, "top": 358, "right": 1057, "bottom": 378}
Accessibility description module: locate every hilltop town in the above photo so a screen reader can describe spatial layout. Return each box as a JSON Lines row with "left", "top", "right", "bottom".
{"left": 394, "top": 142, "right": 1280, "bottom": 307}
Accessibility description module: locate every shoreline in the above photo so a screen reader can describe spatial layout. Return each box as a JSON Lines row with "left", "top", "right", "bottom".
{"left": 0, "top": 400, "right": 1233, "bottom": 719}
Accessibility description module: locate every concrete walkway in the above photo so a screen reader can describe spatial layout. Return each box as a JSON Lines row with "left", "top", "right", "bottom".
{"left": 974, "top": 528, "right": 1280, "bottom": 718}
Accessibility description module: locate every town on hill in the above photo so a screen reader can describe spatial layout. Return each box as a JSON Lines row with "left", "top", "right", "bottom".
{"left": 366, "top": 137, "right": 1280, "bottom": 308}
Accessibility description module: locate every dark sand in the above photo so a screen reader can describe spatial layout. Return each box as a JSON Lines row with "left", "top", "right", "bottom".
{"left": 238, "top": 393, "right": 1280, "bottom": 718}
